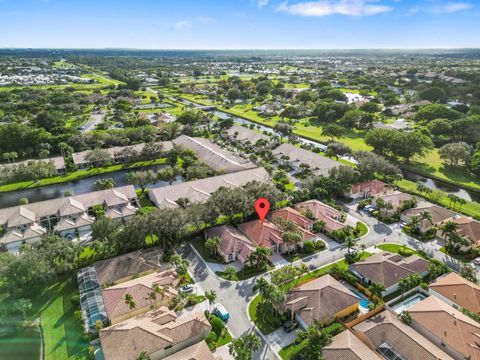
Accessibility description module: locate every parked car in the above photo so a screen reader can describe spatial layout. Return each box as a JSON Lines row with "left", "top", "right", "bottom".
{"left": 283, "top": 319, "right": 297, "bottom": 333}
{"left": 180, "top": 284, "right": 194, "bottom": 293}
{"left": 213, "top": 303, "right": 229, "bottom": 321}
{"left": 474, "top": 257, "right": 480, "bottom": 266}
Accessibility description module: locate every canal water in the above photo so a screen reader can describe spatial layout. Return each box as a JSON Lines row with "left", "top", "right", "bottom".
{"left": 208, "top": 107, "right": 480, "bottom": 202}
{"left": 0, "top": 164, "right": 183, "bottom": 209}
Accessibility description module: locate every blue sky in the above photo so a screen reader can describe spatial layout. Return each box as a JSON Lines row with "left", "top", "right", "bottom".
{"left": 0, "top": 0, "right": 479, "bottom": 49}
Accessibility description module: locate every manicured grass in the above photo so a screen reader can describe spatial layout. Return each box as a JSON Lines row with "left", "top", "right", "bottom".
{"left": 0, "top": 158, "right": 166, "bottom": 193}
{"left": 136, "top": 189, "right": 155, "bottom": 208}
{"left": 216, "top": 265, "right": 271, "bottom": 281}
{"left": 279, "top": 341, "right": 305, "bottom": 360}
{"left": 355, "top": 222, "right": 369, "bottom": 238}
{"left": 408, "top": 149, "right": 480, "bottom": 191}
{"left": 33, "top": 277, "right": 90, "bottom": 360}
{"left": 190, "top": 238, "right": 226, "bottom": 264}
{"left": 217, "top": 330, "right": 233, "bottom": 347}
{"left": 283, "top": 252, "right": 372, "bottom": 291}
{"left": 377, "top": 244, "right": 417, "bottom": 257}
{"left": 397, "top": 179, "right": 480, "bottom": 220}
{"left": 215, "top": 271, "right": 239, "bottom": 281}
{"left": 248, "top": 295, "right": 281, "bottom": 335}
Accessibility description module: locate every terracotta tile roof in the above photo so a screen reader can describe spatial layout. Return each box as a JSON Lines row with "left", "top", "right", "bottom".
{"left": 161, "top": 341, "right": 216, "bottom": 360}
{"left": 283, "top": 275, "right": 360, "bottom": 326}
{"left": 350, "top": 180, "right": 388, "bottom": 197}
{"left": 102, "top": 270, "right": 178, "bottom": 320}
{"left": 323, "top": 330, "right": 379, "bottom": 360}
{"left": 350, "top": 252, "right": 429, "bottom": 289}
{"left": 100, "top": 307, "right": 211, "bottom": 360}
{"left": 430, "top": 272, "right": 480, "bottom": 314}
{"left": 295, "top": 200, "right": 346, "bottom": 233}
{"left": 237, "top": 219, "right": 283, "bottom": 249}
{"left": 353, "top": 309, "right": 453, "bottom": 360}
{"left": 269, "top": 207, "right": 314, "bottom": 230}
{"left": 206, "top": 225, "right": 256, "bottom": 263}
{"left": 409, "top": 296, "right": 480, "bottom": 360}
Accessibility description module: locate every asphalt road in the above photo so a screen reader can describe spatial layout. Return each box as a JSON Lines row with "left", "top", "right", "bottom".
{"left": 81, "top": 112, "right": 106, "bottom": 133}
{"left": 182, "top": 205, "right": 468, "bottom": 359}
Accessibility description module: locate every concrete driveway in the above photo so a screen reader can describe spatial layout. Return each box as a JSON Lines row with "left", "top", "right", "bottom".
{"left": 265, "top": 328, "right": 297, "bottom": 353}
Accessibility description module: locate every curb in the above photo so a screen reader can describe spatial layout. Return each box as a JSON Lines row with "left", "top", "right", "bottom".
{"left": 245, "top": 296, "right": 282, "bottom": 360}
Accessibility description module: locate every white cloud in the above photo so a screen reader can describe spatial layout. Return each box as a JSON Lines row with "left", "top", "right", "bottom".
{"left": 257, "top": 0, "right": 269, "bottom": 7}
{"left": 432, "top": 2, "right": 473, "bottom": 13}
{"left": 173, "top": 20, "right": 192, "bottom": 30}
{"left": 276, "top": 0, "right": 393, "bottom": 17}
{"left": 197, "top": 16, "right": 213, "bottom": 23}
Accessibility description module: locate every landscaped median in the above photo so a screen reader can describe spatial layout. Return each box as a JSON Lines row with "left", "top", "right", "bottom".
{"left": 0, "top": 158, "right": 167, "bottom": 193}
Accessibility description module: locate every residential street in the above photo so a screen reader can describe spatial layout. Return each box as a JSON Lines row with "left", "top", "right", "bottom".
{"left": 81, "top": 111, "right": 106, "bottom": 132}
{"left": 182, "top": 205, "right": 470, "bottom": 360}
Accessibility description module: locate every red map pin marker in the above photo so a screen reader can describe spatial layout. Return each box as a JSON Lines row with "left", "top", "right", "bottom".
{"left": 254, "top": 198, "right": 270, "bottom": 223}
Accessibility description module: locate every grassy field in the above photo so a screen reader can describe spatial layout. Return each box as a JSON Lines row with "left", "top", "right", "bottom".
{"left": 397, "top": 179, "right": 480, "bottom": 220}
{"left": 33, "top": 277, "right": 90, "bottom": 360}
{"left": 407, "top": 149, "right": 480, "bottom": 191}
{"left": 0, "top": 158, "right": 167, "bottom": 193}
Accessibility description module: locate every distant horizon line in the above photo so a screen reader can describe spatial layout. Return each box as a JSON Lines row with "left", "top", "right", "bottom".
{"left": 1, "top": 47, "right": 480, "bottom": 51}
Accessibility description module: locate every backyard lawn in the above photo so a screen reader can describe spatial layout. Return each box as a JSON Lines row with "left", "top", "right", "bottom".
{"left": 33, "top": 277, "right": 90, "bottom": 360}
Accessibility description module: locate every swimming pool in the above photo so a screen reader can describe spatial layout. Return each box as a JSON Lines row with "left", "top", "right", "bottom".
{"left": 390, "top": 293, "right": 427, "bottom": 314}
{"left": 349, "top": 288, "right": 372, "bottom": 309}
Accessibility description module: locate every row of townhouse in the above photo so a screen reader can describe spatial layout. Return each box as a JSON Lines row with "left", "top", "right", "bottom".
{"left": 0, "top": 185, "right": 139, "bottom": 252}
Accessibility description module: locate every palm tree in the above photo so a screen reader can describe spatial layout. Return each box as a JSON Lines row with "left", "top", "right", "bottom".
{"left": 419, "top": 210, "right": 432, "bottom": 225}
{"left": 457, "top": 198, "right": 467, "bottom": 211}
{"left": 205, "top": 290, "right": 216, "bottom": 311}
{"left": 408, "top": 215, "right": 421, "bottom": 230}
{"left": 368, "top": 282, "right": 386, "bottom": 304}
{"left": 251, "top": 247, "right": 272, "bottom": 269}
{"left": 440, "top": 220, "right": 459, "bottom": 254}
{"left": 136, "top": 351, "right": 151, "bottom": 360}
{"left": 124, "top": 293, "right": 136, "bottom": 310}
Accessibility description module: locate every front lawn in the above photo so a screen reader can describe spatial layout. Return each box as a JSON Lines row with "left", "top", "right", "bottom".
{"left": 377, "top": 244, "right": 418, "bottom": 257}
{"left": 190, "top": 237, "right": 226, "bottom": 264}
{"left": 248, "top": 295, "right": 285, "bottom": 335}
{"left": 216, "top": 264, "right": 271, "bottom": 281}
